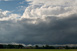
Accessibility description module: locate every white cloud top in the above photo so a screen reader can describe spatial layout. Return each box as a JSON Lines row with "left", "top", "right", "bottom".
{"left": 0, "top": 9, "right": 20, "bottom": 21}
{"left": 21, "top": 0, "right": 77, "bottom": 24}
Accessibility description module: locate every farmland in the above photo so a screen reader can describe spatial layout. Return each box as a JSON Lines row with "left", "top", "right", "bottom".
{"left": 0, "top": 49, "right": 76, "bottom": 51}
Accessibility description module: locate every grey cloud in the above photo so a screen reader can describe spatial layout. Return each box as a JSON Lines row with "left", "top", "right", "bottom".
{"left": 0, "top": 14, "right": 77, "bottom": 44}
{"left": 0, "top": 0, "right": 77, "bottom": 45}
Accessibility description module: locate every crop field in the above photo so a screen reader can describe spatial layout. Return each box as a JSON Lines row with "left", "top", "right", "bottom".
{"left": 0, "top": 49, "right": 76, "bottom": 51}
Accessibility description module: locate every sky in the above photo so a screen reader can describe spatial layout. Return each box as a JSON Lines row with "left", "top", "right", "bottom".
{"left": 0, "top": 0, "right": 77, "bottom": 44}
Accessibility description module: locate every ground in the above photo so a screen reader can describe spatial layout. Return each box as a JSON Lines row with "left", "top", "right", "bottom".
{"left": 0, "top": 49, "right": 76, "bottom": 51}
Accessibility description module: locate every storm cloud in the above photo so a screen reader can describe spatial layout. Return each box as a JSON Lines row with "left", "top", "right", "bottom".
{"left": 0, "top": 0, "right": 77, "bottom": 44}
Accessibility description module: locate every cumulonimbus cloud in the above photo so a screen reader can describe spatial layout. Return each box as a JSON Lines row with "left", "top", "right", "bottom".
{"left": 0, "top": 0, "right": 77, "bottom": 44}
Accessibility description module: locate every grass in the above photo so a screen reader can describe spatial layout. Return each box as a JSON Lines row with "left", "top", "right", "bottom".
{"left": 0, "top": 49, "right": 76, "bottom": 51}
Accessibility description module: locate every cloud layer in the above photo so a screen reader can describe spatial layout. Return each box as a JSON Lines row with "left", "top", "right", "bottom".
{"left": 0, "top": 0, "right": 77, "bottom": 44}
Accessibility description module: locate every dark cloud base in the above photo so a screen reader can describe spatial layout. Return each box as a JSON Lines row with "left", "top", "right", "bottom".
{"left": 0, "top": 14, "right": 77, "bottom": 44}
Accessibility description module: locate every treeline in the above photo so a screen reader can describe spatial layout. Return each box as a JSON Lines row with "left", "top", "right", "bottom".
{"left": 0, "top": 44, "right": 77, "bottom": 49}
{"left": 34, "top": 45, "right": 55, "bottom": 49}
{"left": 0, "top": 44, "right": 24, "bottom": 49}
{"left": 26, "top": 45, "right": 77, "bottom": 49}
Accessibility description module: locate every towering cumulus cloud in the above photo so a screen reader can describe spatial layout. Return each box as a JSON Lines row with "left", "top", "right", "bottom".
{"left": 22, "top": 0, "right": 77, "bottom": 24}
{"left": 0, "top": 0, "right": 77, "bottom": 44}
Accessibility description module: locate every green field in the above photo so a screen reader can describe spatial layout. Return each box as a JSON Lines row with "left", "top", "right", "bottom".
{"left": 0, "top": 49, "right": 76, "bottom": 51}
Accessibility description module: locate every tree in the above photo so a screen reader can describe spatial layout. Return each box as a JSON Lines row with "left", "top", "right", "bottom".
{"left": 44, "top": 45, "right": 50, "bottom": 49}
{"left": 35, "top": 45, "right": 39, "bottom": 49}
{"left": 0, "top": 44, "right": 3, "bottom": 49}
{"left": 18, "top": 44, "right": 24, "bottom": 49}
{"left": 65, "top": 46, "right": 69, "bottom": 49}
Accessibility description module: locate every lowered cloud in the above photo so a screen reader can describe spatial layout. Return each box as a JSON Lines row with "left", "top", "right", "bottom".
{"left": 0, "top": 0, "right": 77, "bottom": 44}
